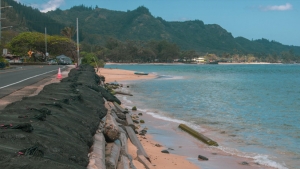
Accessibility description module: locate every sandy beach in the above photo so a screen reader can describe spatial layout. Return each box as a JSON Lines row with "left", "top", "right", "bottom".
{"left": 97, "top": 68, "right": 200, "bottom": 169}
{"left": 98, "top": 68, "right": 156, "bottom": 83}
{"left": 97, "top": 67, "right": 274, "bottom": 169}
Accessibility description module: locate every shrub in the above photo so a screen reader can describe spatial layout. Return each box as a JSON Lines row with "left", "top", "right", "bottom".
{"left": 0, "top": 57, "right": 9, "bottom": 68}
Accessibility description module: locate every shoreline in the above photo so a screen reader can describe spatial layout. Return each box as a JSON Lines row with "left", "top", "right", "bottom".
{"left": 97, "top": 68, "right": 275, "bottom": 169}
{"left": 105, "top": 62, "right": 283, "bottom": 65}
{"left": 98, "top": 68, "right": 199, "bottom": 169}
{"left": 98, "top": 68, "right": 157, "bottom": 83}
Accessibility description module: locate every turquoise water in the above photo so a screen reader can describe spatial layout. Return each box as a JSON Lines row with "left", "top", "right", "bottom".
{"left": 105, "top": 64, "right": 300, "bottom": 169}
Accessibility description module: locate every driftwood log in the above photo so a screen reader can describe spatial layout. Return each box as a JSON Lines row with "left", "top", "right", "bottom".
{"left": 113, "top": 102, "right": 128, "bottom": 114}
{"left": 179, "top": 124, "right": 218, "bottom": 146}
{"left": 115, "top": 91, "right": 133, "bottom": 96}
{"left": 104, "top": 112, "right": 120, "bottom": 142}
{"left": 117, "top": 128, "right": 132, "bottom": 169}
{"left": 108, "top": 102, "right": 117, "bottom": 112}
{"left": 117, "top": 155, "right": 130, "bottom": 169}
{"left": 137, "top": 155, "right": 155, "bottom": 169}
{"left": 87, "top": 132, "right": 106, "bottom": 169}
{"left": 109, "top": 102, "right": 126, "bottom": 120}
{"left": 114, "top": 109, "right": 126, "bottom": 120}
{"left": 111, "top": 111, "right": 127, "bottom": 126}
{"left": 105, "top": 139, "right": 121, "bottom": 169}
{"left": 125, "top": 126, "right": 149, "bottom": 160}
{"left": 125, "top": 114, "right": 135, "bottom": 130}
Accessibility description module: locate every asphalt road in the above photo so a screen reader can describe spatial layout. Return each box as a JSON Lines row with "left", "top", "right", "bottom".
{"left": 0, "top": 65, "right": 67, "bottom": 98}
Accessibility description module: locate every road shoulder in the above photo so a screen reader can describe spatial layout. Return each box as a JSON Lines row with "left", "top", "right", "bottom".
{"left": 0, "top": 66, "right": 73, "bottom": 110}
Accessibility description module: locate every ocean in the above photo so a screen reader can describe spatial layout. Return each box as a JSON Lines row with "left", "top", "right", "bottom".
{"left": 104, "top": 64, "right": 300, "bottom": 169}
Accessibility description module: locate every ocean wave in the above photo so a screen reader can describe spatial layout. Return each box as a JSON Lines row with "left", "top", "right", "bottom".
{"left": 214, "top": 146, "right": 288, "bottom": 169}
{"left": 121, "top": 101, "right": 206, "bottom": 132}
{"left": 156, "top": 75, "right": 184, "bottom": 80}
{"left": 122, "top": 96, "right": 132, "bottom": 104}
{"left": 253, "top": 155, "right": 288, "bottom": 169}
{"left": 141, "top": 110, "right": 205, "bottom": 132}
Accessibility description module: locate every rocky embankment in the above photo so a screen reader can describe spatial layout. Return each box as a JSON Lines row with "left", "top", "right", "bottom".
{"left": 0, "top": 65, "right": 145, "bottom": 169}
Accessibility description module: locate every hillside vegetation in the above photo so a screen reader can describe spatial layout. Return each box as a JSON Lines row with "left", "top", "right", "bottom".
{"left": 1, "top": 0, "right": 300, "bottom": 63}
{"left": 46, "top": 5, "right": 300, "bottom": 56}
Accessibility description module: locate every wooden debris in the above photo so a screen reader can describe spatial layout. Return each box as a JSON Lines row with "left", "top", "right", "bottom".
{"left": 179, "top": 124, "right": 218, "bottom": 146}
{"left": 117, "top": 130, "right": 130, "bottom": 169}
{"left": 117, "top": 155, "right": 130, "bottom": 169}
{"left": 113, "top": 102, "right": 128, "bottom": 114}
{"left": 137, "top": 155, "right": 155, "bottom": 169}
{"left": 125, "top": 114, "right": 135, "bottom": 130}
{"left": 111, "top": 111, "right": 127, "bottom": 126}
{"left": 109, "top": 102, "right": 126, "bottom": 120}
{"left": 104, "top": 112, "right": 120, "bottom": 142}
{"left": 105, "top": 139, "right": 121, "bottom": 169}
{"left": 115, "top": 91, "right": 133, "bottom": 96}
{"left": 87, "top": 132, "right": 106, "bottom": 169}
{"left": 124, "top": 126, "right": 149, "bottom": 160}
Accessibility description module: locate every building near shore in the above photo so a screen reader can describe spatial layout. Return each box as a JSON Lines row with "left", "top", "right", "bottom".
{"left": 193, "top": 57, "right": 205, "bottom": 63}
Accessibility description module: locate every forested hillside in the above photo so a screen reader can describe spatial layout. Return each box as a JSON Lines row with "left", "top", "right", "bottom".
{"left": 3, "top": 0, "right": 64, "bottom": 35}
{"left": 46, "top": 5, "right": 300, "bottom": 56}
{"left": 1, "top": 1, "right": 300, "bottom": 63}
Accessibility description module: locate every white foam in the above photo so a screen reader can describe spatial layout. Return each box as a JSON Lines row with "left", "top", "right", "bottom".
{"left": 215, "top": 146, "right": 288, "bottom": 169}
{"left": 121, "top": 103, "right": 205, "bottom": 132}
{"left": 253, "top": 155, "right": 288, "bottom": 169}
{"left": 157, "top": 75, "right": 184, "bottom": 80}
{"left": 122, "top": 96, "right": 132, "bottom": 104}
{"left": 147, "top": 112, "right": 186, "bottom": 124}
{"left": 146, "top": 111, "right": 205, "bottom": 132}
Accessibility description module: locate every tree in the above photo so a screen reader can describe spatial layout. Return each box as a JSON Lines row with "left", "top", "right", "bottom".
{"left": 7, "top": 32, "right": 76, "bottom": 61}
{"left": 205, "top": 53, "right": 218, "bottom": 61}
{"left": 265, "top": 54, "right": 276, "bottom": 63}
{"left": 105, "top": 38, "right": 121, "bottom": 50}
{"left": 61, "top": 26, "right": 76, "bottom": 39}
{"left": 81, "top": 52, "right": 105, "bottom": 67}
{"left": 138, "top": 48, "right": 156, "bottom": 62}
{"left": 247, "top": 54, "right": 256, "bottom": 62}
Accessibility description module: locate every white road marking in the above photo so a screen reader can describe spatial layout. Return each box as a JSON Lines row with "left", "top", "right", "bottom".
{"left": 0, "top": 68, "right": 61, "bottom": 89}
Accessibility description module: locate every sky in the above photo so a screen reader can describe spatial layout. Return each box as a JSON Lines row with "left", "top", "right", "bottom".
{"left": 14, "top": 0, "right": 300, "bottom": 46}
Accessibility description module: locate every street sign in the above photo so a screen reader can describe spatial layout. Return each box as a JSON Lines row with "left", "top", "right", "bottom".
{"left": 28, "top": 50, "right": 33, "bottom": 57}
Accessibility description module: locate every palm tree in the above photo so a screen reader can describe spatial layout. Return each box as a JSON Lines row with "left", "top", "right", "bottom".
{"left": 60, "top": 26, "right": 76, "bottom": 39}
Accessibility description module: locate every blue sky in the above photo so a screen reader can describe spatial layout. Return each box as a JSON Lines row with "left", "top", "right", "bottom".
{"left": 14, "top": 0, "right": 300, "bottom": 46}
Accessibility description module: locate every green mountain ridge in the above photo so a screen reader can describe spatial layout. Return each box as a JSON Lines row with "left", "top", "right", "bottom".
{"left": 2, "top": 0, "right": 300, "bottom": 56}
{"left": 46, "top": 5, "right": 300, "bottom": 55}
{"left": 3, "top": 0, "right": 65, "bottom": 35}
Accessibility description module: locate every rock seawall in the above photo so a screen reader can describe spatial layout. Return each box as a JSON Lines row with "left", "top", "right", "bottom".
{"left": 0, "top": 65, "right": 118, "bottom": 169}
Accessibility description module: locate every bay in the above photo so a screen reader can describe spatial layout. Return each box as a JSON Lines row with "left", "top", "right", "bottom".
{"left": 105, "top": 64, "right": 300, "bottom": 169}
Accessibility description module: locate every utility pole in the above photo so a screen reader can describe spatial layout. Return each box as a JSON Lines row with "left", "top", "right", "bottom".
{"left": 45, "top": 27, "right": 48, "bottom": 60}
{"left": 76, "top": 18, "right": 80, "bottom": 67}
{"left": 0, "top": 0, "right": 2, "bottom": 45}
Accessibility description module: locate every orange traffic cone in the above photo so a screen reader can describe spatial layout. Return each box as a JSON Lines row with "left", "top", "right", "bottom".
{"left": 57, "top": 68, "right": 62, "bottom": 79}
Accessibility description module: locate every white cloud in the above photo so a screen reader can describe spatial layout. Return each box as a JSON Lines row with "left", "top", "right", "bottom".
{"left": 260, "top": 3, "right": 292, "bottom": 11}
{"left": 14, "top": 0, "right": 65, "bottom": 12}
{"left": 39, "top": 0, "right": 65, "bottom": 12}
